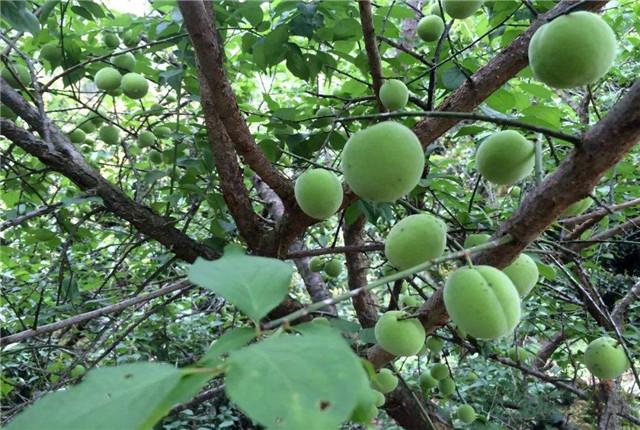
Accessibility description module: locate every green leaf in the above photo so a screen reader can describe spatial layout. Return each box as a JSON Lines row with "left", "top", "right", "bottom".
{"left": 5, "top": 363, "right": 184, "bottom": 430}
{"left": 199, "top": 327, "right": 256, "bottom": 367}
{"left": 188, "top": 255, "right": 293, "bottom": 321}
{"left": 286, "top": 44, "right": 309, "bottom": 80}
{"left": 225, "top": 333, "right": 368, "bottom": 429}
{"left": 240, "top": 2, "right": 263, "bottom": 27}
{"left": 1, "top": 1, "right": 40, "bottom": 35}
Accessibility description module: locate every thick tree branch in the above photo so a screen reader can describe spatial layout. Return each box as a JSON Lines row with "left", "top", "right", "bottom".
{"left": 178, "top": 0, "right": 294, "bottom": 207}
{"left": 568, "top": 215, "right": 640, "bottom": 252}
{"left": 358, "top": 0, "right": 387, "bottom": 112}
{"left": 368, "top": 79, "right": 640, "bottom": 368}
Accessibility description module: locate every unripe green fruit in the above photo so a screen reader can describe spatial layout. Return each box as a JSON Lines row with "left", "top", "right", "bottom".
{"left": 456, "top": 404, "right": 477, "bottom": 424}
{"left": 426, "top": 336, "right": 444, "bottom": 354}
{"left": 314, "top": 106, "right": 334, "bottom": 127}
{"left": 166, "top": 94, "right": 177, "bottom": 103}
{"left": 373, "top": 390, "right": 385, "bottom": 407}
{"left": 438, "top": 377, "right": 455, "bottom": 396}
{"left": 384, "top": 214, "right": 447, "bottom": 270}
{"left": 430, "top": 363, "right": 449, "bottom": 380}
{"left": 463, "top": 233, "right": 491, "bottom": 249}
{"left": 324, "top": 259, "right": 342, "bottom": 278}
{"left": 89, "top": 111, "right": 106, "bottom": 126}
{"left": 476, "top": 130, "right": 534, "bottom": 185}
{"left": 443, "top": 265, "right": 521, "bottom": 339}
{"left": 1, "top": 64, "right": 30, "bottom": 88}
{"left": 400, "top": 294, "right": 421, "bottom": 308}
{"left": 375, "top": 311, "right": 426, "bottom": 356}
{"left": 466, "top": 372, "right": 478, "bottom": 382}
{"left": 342, "top": 121, "right": 424, "bottom": 202}
{"left": 121, "top": 73, "right": 149, "bottom": 99}
{"left": 154, "top": 126, "right": 171, "bottom": 139}
{"left": 528, "top": 12, "right": 617, "bottom": 89}
{"left": 112, "top": 52, "right": 136, "bottom": 72}
{"left": 68, "top": 129, "right": 86, "bottom": 144}
{"left": 137, "top": 131, "right": 156, "bottom": 148}
{"left": 583, "top": 337, "right": 629, "bottom": 380}
{"left": 309, "top": 256, "right": 325, "bottom": 272}
{"left": 78, "top": 119, "right": 96, "bottom": 134}
{"left": 373, "top": 368, "right": 398, "bottom": 394}
{"left": 99, "top": 125, "right": 120, "bottom": 145}
{"left": 107, "top": 87, "right": 122, "bottom": 97}
{"left": 350, "top": 389, "right": 378, "bottom": 423}
{"left": 150, "top": 150, "right": 163, "bottom": 164}
{"left": 562, "top": 197, "right": 593, "bottom": 217}
{"left": 442, "top": 0, "right": 483, "bottom": 19}
{"left": 70, "top": 365, "right": 86, "bottom": 378}
{"left": 40, "top": 42, "right": 62, "bottom": 63}
{"left": 379, "top": 79, "right": 409, "bottom": 111}
{"left": 503, "top": 254, "right": 539, "bottom": 298}
{"left": 0, "top": 103, "right": 17, "bottom": 120}
{"left": 104, "top": 33, "right": 120, "bottom": 49}
{"left": 94, "top": 67, "right": 122, "bottom": 91}
{"left": 122, "top": 30, "right": 141, "bottom": 47}
{"left": 508, "top": 346, "right": 531, "bottom": 362}
{"left": 417, "top": 15, "right": 445, "bottom": 42}
{"left": 294, "top": 169, "right": 343, "bottom": 220}
{"left": 419, "top": 372, "right": 438, "bottom": 390}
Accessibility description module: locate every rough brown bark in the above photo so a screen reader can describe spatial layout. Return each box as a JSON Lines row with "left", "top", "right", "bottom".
{"left": 358, "top": 0, "right": 387, "bottom": 112}
{"left": 343, "top": 216, "right": 379, "bottom": 328}
{"left": 368, "top": 79, "right": 640, "bottom": 368}
{"left": 178, "top": 0, "right": 294, "bottom": 207}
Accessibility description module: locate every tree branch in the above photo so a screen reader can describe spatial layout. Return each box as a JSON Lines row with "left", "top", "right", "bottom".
{"left": 358, "top": 0, "right": 387, "bottom": 112}
{"left": 178, "top": 0, "right": 294, "bottom": 207}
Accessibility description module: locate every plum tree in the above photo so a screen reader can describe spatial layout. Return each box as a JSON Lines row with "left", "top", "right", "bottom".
{"left": 417, "top": 15, "right": 445, "bottom": 42}
{"left": 309, "top": 256, "right": 324, "bottom": 272}
{"left": 372, "top": 368, "right": 398, "bottom": 393}
{"left": 430, "top": 363, "right": 449, "bottom": 380}
{"left": 122, "top": 30, "right": 141, "bottom": 47}
{"left": 373, "top": 390, "right": 385, "bottom": 407}
{"left": 40, "top": 42, "right": 62, "bottom": 63}
{"left": 68, "top": 129, "right": 86, "bottom": 144}
{"left": 384, "top": 214, "right": 447, "bottom": 270}
{"left": 294, "top": 169, "right": 343, "bottom": 220}
{"left": 443, "top": 265, "right": 521, "bottom": 339}
{"left": 476, "top": 130, "right": 534, "bottom": 185}
{"left": 456, "top": 404, "right": 477, "bottom": 424}
{"left": 99, "top": 125, "right": 120, "bottom": 145}
{"left": 463, "top": 233, "right": 490, "bottom": 248}
{"left": 379, "top": 79, "right": 408, "bottom": 111}
{"left": 561, "top": 197, "right": 593, "bottom": 217}
{"left": 1, "top": 64, "right": 30, "bottom": 88}
{"left": 583, "top": 337, "right": 629, "bottom": 379}
{"left": 374, "top": 311, "right": 426, "bottom": 356}
{"left": 419, "top": 372, "right": 438, "bottom": 390}
{"left": 438, "top": 377, "right": 455, "bottom": 396}
{"left": 350, "top": 390, "right": 378, "bottom": 423}
{"left": 503, "top": 254, "right": 539, "bottom": 298}
{"left": 94, "top": 67, "right": 122, "bottom": 91}
{"left": 323, "top": 259, "right": 342, "bottom": 278}
{"left": 528, "top": 12, "right": 617, "bottom": 89}
{"left": 341, "top": 121, "right": 424, "bottom": 202}
{"left": 78, "top": 119, "right": 96, "bottom": 134}
{"left": 426, "top": 336, "right": 444, "bottom": 354}
{"left": 442, "top": 0, "right": 483, "bottom": 19}
{"left": 150, "top": 150, "right": 163, "bottom": 164}
{"left": 121, "top": 73, "right": 149, "bottom": 99}
{"left": 314, "top": 106, "right": 334, "bottom": 127}
{"left": 103, "top": 33, "right": 120, "bottom": 49}
{"left": 508, "top": 346, "right": 531, "bottom": 362}
{"left": 112, "top": 53, "right": 136, "bottom": 72}
{"left": 154, "top": 126, "right": 171, "bottom": 138}
{"left": 137, "top": 131, "right": 156, "bottom": 148}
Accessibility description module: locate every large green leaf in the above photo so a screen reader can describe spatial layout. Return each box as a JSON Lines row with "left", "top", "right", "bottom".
{"left": 199, "top": 327, "right": 256, "bottom": 367}
{"left": 225, "top": 332, "right": 369, "bottom": 430}
{"left": 188, "top": 255, "right": 293, "bottom": 321}
{"left": 6, "top": 363, "right": 186, "bottom": 430}
{"left": 1, "top": 1, "right": 40, "bottom": 35}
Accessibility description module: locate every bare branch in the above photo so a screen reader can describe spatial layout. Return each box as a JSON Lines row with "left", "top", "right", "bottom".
{"left": 358, "top": 0, "right": 387, "bottom": 112}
